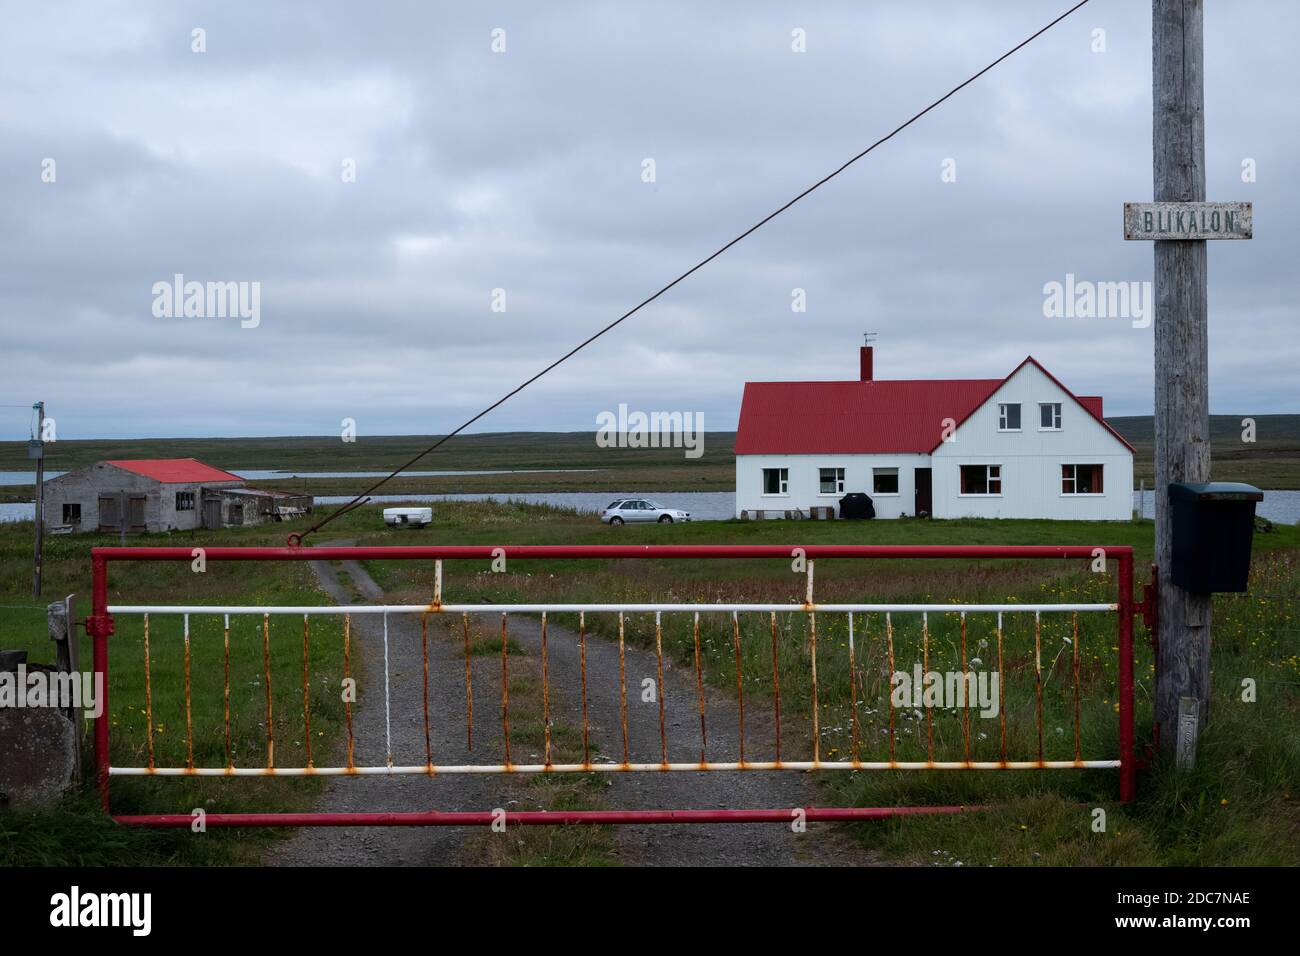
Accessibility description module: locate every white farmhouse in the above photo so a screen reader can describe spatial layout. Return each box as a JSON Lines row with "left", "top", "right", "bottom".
{"left": 734, "top": 347, "right": 1134, "bottom": 520}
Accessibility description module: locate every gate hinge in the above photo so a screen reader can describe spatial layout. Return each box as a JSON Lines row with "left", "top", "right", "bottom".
{"left": 86, "top": 614, "right": 115, "bottom": 639}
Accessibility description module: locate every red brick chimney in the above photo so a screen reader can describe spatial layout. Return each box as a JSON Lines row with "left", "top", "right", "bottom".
{"left": 859, "top": 345, "right": 873, "bottom": 382}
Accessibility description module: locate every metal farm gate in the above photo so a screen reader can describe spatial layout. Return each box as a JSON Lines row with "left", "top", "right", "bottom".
{"left": 87, "top": 544, "right": 1141, "bottom": 827}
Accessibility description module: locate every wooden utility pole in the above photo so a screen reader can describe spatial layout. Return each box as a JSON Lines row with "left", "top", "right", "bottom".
{"left": 31, "top": 401, "right": 45, "bottom": 598}
{"left": 1130, "top": 0, "right": 1253, "bottom": 752}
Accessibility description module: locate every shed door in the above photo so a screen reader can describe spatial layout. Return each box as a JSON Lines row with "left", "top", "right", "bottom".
{"left": 98, "top": 495, "right": 120, "bottom": 532}
{"left": 202, "top": 499, "right": 223, "bottom": 530}
{"left": 128, "top": 495, "right": 147, "bottom": 531}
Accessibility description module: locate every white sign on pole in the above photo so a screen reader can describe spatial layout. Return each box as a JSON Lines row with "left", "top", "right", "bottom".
{"left": 1124, "top": 201, "right": 1252, "bottom": 240}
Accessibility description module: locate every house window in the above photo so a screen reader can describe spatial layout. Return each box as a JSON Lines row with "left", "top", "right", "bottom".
{"left": 763, "top": 468, "right": 789, "bottom": 495}
{"left": 175, "top": 491, "right": 195, "bottom": 511}
{"left": 62, "top": 503, "right": 81, "bottom": 525}
{"left": 1062, "top": 464, "right": 1104, "bottom": 495}
{"left": 1040, "top": 403, "right": 1062, "bottom": 430}
{"left": 998, "top": 403, "right": 1021, "bottom": 431}
{"left": 873, "top": 468, "right": 899, "bottom": 495}
{"left": 819, "top": 467, "right": 845, "bottom": 495}
{"left": 960, "top": 464, "right": 1002, "bottom": 495}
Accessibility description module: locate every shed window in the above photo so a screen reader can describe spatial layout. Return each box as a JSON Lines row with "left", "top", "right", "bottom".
{"left": 1062, "top": 464, "right": 1104, "bottom": 495}
{"left": 62, "top": 503, "right": 81, "bottom": 524}
{"left": 762, "top": 468, "right": 788, "bottom": 495}
{"left": 960, "top": 464, "right": 1002, "bottom": 495}
{"left": 175, "top": 491, "right": 195, "bottom": 511}
{"left": 819, "top": 468, "right": 845, "bottom": 494}
{"left": 873, "top": 468, "right": 899, "bottom": 495}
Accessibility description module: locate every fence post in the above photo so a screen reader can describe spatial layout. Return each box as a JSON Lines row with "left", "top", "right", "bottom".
{"left": 1118, "top": 552, "right": 1136, "bottom": 802}
{"left": 89, "top": 553, "right": 112, "bottom": 811}
{"left": 48, "top": 594, "right": 82, "bottom": 782}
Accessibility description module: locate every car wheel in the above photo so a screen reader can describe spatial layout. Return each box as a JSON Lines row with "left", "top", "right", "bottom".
{"left": 658, "top": 515, "right": 673, "bottom": 524}
{"left": 609, "top": 516, "right": 624, "bottom": 526}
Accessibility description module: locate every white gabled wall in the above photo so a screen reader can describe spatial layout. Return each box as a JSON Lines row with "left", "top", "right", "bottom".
{"left": 735, "top": 453, "right": 931, "bottom": 519}
{"left": 930, "top": 362, "right": 1133, "bottom": 520}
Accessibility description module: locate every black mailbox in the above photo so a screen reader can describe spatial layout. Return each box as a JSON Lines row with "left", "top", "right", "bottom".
{"left": 1168, "top": 482, "right": 1263, "bottom": 593}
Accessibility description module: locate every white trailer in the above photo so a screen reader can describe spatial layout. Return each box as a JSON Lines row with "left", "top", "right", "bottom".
{"left": 383, "top": 506, "right": 432, "bottom": 528}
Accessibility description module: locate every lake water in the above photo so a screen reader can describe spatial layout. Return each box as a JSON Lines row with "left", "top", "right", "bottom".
{"left": 4, "top": 489, "right": 1298, "bottom": 525}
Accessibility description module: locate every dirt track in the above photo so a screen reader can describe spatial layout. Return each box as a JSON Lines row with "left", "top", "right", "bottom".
{"left": 266, "top": 553, "right": 877, "bottom": 867}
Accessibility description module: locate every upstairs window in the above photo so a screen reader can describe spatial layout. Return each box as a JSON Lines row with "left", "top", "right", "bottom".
{"left": 763, "top": 468, "right": 789, "bottom": 496}
{"left": 873, "top": 468, "right": 900, "bottom": 495}
{"left": 1040, "top": 403, "right": 1062, "bottom": 430}
{"left": 1062, "top": 464, "right": 1104, "bottom": 495}
{"left": 998, "top": 403, "right": 1021, "bottom": 431}
{"left": 819, "top": 467, "right": 845, "bottom": 494}
{"left": 960, "top": 464, "right": 1002, "bottom": 495}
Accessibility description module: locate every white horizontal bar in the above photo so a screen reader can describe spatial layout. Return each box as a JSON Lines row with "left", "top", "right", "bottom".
{"left": 108, "top": 602, "right": 1116, "bottom": 615}
{"left": 111, "top": 759, "right": 1120, "bottom": 776}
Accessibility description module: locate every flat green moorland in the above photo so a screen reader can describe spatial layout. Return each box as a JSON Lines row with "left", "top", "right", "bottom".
{"left": 2, "top": 502, "right": 1296, "bottom": 866}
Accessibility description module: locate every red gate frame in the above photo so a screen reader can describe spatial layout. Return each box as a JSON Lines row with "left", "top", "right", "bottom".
{"left": 89, "top": 544, "right": 1138, "bottom": 827}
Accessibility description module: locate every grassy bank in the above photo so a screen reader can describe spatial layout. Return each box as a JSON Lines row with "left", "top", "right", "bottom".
{"left": 0, "top": 517, "right": 345, "bottom": 865}
{"left": 3, "top": 501, "right": 1296, "bottom": 866}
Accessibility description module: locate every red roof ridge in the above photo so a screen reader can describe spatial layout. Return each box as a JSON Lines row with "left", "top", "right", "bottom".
{"left": 105, "top": 458, "right": 244, "bottom": 484}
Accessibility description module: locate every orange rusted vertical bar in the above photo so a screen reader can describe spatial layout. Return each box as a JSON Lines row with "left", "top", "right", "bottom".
{"left": 183, "top": 615, "right": 194, "bottom": 771}
{"left": 420, "top": 615, "right": 431, "bottom": 768}
{"left": 769, "top": 611, "right": 781, "bottom": 763}
{"left": 143, "top": 613, "right": 154, "bottom": 771}
{"left": 997, "top": 612, "right": 1007, "bottom": 765}
{"left": 693, "top": 611, "right": 707, "bottom": 763}
{"left": 809, "top": 610, "right": 819, "bottom": 765}
{"left": 222, "top": 614, "right": 232, "bottom": 770}
{"left": 302, "top": 615, "right": 313, "bottom": 769}
{"left": 1072, "top": 611, "right": 1082, "bottom": 764}
{"left": 541, "top": 612, "right": 552, "bottom": 767}
{"left": 922, "top": 612, "right": 932, "bottom": 764}
{"left": 579, "top": 611, "right": 590, "bottom": 766}
{"left": 500, "top": 613, "right": 511, "bottom": 767}
{"left": 1034, "top": 610, "right": 1044, "bottom": 765}
{"left": 654, "top": 612, "right": 667, "bottom": 767}
{"left": 885, "top": 612, "right": 896, "bottom": 766}
{"left": 848, "top": 613, "right": 860, "bottom": 765}
{"left": 618, "top": 612, "right": 629, "bottom": 766}
{"left": 960, "top": 612, "right": 970, "bottom": 766}
{"left": 731, "top": 612, "right": 745, "bottom": 765}
{"left": 462, "top": 613, "right": 473, "bottom": 751}
{"left": 263, "top": 613, "right": 274, "bottom": 769}
{"left": 343, "top": 614, "right": 354, "bottom": 771}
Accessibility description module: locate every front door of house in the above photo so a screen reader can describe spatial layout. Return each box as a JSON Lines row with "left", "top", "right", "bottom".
{"left": 914, "top": 468, "right": 932, "bottom": 517}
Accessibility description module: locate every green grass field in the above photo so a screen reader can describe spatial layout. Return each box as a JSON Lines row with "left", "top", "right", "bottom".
{"left": 1, "top": 501, "right": 1296, "bottom": 866}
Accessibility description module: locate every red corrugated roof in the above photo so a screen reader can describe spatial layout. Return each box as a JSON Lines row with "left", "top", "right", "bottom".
{"left": 734, "top": 356, "right": 1134, "bottom": 455}
{"left": 105, "top": 458, "right": 243, "bottom": 484}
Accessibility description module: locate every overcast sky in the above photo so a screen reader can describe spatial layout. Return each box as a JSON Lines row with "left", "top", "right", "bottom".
{"left": 1, "top": 0, "right": 1295, "bottom": 441}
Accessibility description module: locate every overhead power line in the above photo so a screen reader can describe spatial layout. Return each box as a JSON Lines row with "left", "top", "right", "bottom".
{"left": 295, "top": 0, "right": 1092, "bottom": 544}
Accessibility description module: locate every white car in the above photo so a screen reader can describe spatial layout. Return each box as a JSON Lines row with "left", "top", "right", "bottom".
{"left": 600, "top": 498, "right": 691, "bottom": 525}
{"left": 383, "top": 506, "right": 432, "bottom": 528}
